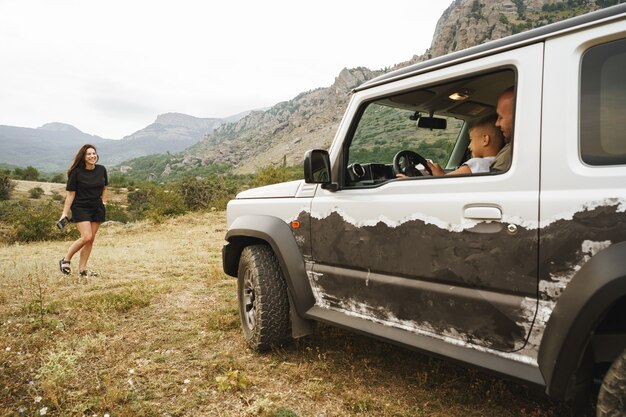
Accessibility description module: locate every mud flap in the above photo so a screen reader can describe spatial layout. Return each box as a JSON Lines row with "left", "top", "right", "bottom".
{"left": 289, "top": 292, "right": 316, "bottom": 338}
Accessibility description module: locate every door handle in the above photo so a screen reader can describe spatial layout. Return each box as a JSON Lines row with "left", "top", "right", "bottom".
{"left": 463, "top": 206, "right": 502, "bottom": 220}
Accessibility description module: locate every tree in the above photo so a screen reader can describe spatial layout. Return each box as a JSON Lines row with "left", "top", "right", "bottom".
{"left": 50, "top": 173, "right": 65, "bottom": 183}
{"left": 20, "top": 166, "right": 40, "bottom": 181}
{"left": 0, "top": 175, "right": 16, "bottom": 200}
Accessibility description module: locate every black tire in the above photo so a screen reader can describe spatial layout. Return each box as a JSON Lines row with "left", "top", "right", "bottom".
{"left": 597, "top": 348, "right": 626, "bottom": 417}
{"left": 237, "top": 245, "right": 291, "bottom": 351}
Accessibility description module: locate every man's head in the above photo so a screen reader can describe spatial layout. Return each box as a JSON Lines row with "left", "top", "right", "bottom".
{"left": 495, "top": 87, "right": 515, "bottom": 143}
{"left": 468, "top": 115, "right": 504, "bottom": 158}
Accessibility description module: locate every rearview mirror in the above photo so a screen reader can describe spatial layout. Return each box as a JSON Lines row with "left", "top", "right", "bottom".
{"left": 417, "top": 117, "right": 447, "bottom": 130}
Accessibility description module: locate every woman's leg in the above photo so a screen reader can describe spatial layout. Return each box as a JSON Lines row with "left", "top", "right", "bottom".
{"left": 78, "top": 222, "right": 101, "bottom": 272}
{"left": 64, "top": 221, "right": 94, "bottom": 262}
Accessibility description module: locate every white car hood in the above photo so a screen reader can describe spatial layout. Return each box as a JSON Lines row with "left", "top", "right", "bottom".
{"left": 236, "top": 180, "right": 304, "bottom": 199}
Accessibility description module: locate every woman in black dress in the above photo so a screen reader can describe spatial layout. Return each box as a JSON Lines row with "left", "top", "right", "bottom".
{"left": 58, "top": 144, "right": 108, "bottom": 276}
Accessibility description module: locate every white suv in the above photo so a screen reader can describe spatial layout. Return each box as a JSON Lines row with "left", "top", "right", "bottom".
{"left": 223, "top": 5, "right": 626, "bottom": 415}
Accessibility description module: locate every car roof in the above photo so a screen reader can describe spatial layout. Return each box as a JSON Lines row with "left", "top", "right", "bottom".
{"left": 356, "top": 3, "right": 626, "bottom": 92}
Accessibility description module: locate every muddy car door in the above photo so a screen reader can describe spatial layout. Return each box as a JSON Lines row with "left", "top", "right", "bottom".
{"left": 307, "top": 44, "right": 543, "bottom": 353}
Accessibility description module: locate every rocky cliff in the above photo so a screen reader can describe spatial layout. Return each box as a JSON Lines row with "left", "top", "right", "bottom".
{"left": 428, "top": 0, "right": 596, "bottom": 58}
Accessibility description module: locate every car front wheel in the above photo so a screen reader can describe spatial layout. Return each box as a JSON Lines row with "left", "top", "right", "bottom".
{"left": 237, "top": 244, "right": 291, "bottom": 351}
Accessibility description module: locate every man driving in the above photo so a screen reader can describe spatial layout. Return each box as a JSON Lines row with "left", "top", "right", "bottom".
{"left": 490, "top": 87, "right": 514, "bottom": 172}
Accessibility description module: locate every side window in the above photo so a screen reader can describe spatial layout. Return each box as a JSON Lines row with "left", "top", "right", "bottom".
{"left": 580, "top": 37, "right": 626, "bottom": 165}
{"left": 343, "top": 69, "right": 515, "bottom": 187}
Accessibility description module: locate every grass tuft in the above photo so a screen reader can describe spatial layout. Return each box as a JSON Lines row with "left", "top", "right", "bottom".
{"left": 77, "top": 286, "right": 154, "bottom": 313}
{"left": 215, "top": 369, "right": 249, "bottom": 392}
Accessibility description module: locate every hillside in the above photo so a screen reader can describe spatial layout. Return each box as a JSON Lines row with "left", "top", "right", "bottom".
{"left": 98, "top": 112, "right": 250, "bottom": 166}
{"left": 178, "top": 0, "right": 604, "bottom": 174}
{"left": 186, "top": 68, "right": 381, "bottom": 172}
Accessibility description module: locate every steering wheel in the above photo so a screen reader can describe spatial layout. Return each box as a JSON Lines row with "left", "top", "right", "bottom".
{"left": 393, "top": 150, "right": 433, "bottom": 177}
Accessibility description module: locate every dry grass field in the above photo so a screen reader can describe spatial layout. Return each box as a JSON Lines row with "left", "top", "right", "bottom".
{"left": 0, "top": 212, "right": 586, "bottom": 416}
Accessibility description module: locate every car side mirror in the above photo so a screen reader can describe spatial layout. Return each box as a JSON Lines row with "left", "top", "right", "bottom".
{"left": 304, "top": 149, "right": 331, "bottom": 184}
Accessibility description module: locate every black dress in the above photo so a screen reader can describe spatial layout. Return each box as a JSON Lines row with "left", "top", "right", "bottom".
{"left": 66, "top": 164, "right": 108, "bottom": 223}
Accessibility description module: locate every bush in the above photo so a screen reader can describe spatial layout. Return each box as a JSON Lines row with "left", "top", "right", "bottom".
{"left": 127, "top": 184, "right": 185, "bottom": 222}
{"left": 252, "top": 165, "right": 302, "bottom": 188}
{"left": 207, "top": 176, "right": 239, "bottom": 210}
{"left": 0, "top": 175, "right": 16, "bottom": 200}
{"left": 105, "top": 202, "right": 130, "bottom": 223}
{"left": 178, "top": 176, "right": 238, "bottom": 211}
{"left": 178, "top": 177, "right": 213, "bottom": 210}
{"left": 109, "top": 174, "right": 135, "bottom": 188}
{"left": 0, "top": 200, "right": 78, "bottom": 243}
{"left": 127, "top": 187, "right": 152, "bottom": 220}
{"left": 145, "top": 188, "right": 186, "bottom": 222}
{"left": 51, "top": 191, "right": 64, "bottom": 202}
{"left": 29, "top": 187, "right": 45, "bottom": 199}
{"left": 50, "top": 173, "right": 65, "bottom": 183}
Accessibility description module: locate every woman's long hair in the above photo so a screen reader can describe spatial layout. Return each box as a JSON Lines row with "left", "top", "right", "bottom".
{"left": 67, "top": 144, "right": 99, "bottom": 176}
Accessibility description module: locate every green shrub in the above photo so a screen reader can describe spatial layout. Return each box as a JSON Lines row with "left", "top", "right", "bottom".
{"left": 252, "top": 165, "right": 302, "bottom": 188}
{"left": 178, "top": 176, "right": 238, "bottom": 211}
{"left": 127, "top": 187, "right": 152, "bottom": 219}
{"left": 109, "top": 174, "right": 135, "bottom": 188}
{"left": 50, "top": 173, "right": 65, "bottom": 183}
{"left": 105, "top": 202, "right": 130, "bottom": 223}
{"left": 0, "top": 175, "right": 15, "bottom": 200}
{"left": 145, "top": 188, "right": 186, "bottom": 222}
{"left": 51, "top": 191, "right": 64, "bottom": 202}
{"left": 207, "top": 176, "right": 239, "bottom": 210}
{"left": 0, "top": 200, "right": 78, "bottom": 243}
{"left": 29, "top": 187, "right": 45, "bottom": 199}
{"left": 17, "top": 215, "right": 51, "bottom": 241}
{"left": 178, "top": 176, "right": 212, "bottom": 210}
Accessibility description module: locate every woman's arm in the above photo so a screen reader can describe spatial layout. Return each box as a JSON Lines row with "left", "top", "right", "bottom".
{"left": 101, "top": 186, "right": 108, "bottom": 205}
{"left": 60, "top": 191, "right": 76, "bottom": 221}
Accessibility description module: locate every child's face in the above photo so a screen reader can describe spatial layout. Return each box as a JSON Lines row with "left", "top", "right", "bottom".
{"left": 468, "top": 128, "right": 484, "bottom": 158}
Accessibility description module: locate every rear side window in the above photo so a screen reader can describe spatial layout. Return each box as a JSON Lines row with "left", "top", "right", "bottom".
{"left": 580, "top": 37, "right": 626, "bottom": 165}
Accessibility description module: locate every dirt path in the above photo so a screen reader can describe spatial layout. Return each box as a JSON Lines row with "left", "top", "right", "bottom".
{"left": 13, "top": 179, "right": 65, "bottom": 195}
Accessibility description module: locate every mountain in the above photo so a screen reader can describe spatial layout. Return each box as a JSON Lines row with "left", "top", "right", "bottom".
{"left": 0, "top": 112, "right": 250, "bottom": 172}
{"left": 0, "top": 123, "right": 108, "bottom": 172}
{"left": 181, "top": 0, "right": 604, "bottom": 174}
{"left": 98, "top": 112, "right": 250, "bottom": 165}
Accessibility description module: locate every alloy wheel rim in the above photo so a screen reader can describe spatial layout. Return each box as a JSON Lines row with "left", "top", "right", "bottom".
{"left": 243, "top": 270, "right": 257, "bottom": 330}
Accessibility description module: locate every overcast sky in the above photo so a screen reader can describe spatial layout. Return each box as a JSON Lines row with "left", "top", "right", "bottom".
{"left": 0, "top": 0, "right": 451, "bottom": 139}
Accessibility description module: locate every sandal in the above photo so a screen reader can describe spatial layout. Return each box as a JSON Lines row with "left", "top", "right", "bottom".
{"left": 59, "top": 258, "right": 71, "bottom": 275}
{"left": 79, "top": 270, "right": 98, "bottom": 277}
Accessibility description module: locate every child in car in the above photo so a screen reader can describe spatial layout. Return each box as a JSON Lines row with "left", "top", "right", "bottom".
{"left": 427, "top": 115, "right": 503, "bottom": 176}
